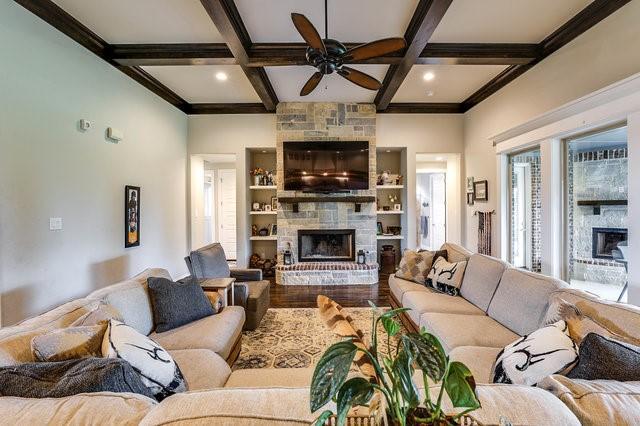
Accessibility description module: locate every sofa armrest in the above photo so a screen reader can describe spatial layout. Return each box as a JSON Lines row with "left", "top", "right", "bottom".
{"left": 230, "top": 268, "right": 263, "bottom": 282}
{"left": 233, "top": 282, "right": 249, "bottom": 308}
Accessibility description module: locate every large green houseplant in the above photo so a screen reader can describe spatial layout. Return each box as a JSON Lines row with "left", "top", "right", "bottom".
{"left": 311, "top": 297, "right": 481, "bottom": 426}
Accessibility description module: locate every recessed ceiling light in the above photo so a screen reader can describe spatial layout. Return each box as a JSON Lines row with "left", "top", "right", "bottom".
{"left": 423, "top": 72, "right": 435, "bottom": 81}
{"left": 215, "top": 72, "right": 228, "bottom": 81}
{"left": 261, "top": 150, "right": 267, "bottom": 153}
{"left": 426, "top": 90, "right": 434, "bottom": 97}
{"left": 435, "top": 156, "right": 444, "bottom": 161}
{"left": 386, "top": 150, "right": 391, "bottom": 153}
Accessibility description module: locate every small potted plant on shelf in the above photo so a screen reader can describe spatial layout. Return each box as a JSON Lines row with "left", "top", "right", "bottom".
{"left": 311, "top": 297, "right": 481, "bottom": 426}
{"left": 250, "top": 167, "right": 265, "bottom": 186}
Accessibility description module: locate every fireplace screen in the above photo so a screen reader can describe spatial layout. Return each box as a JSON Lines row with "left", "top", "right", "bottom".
{"left": 592, "top": 228, "right": 627, "bottom": 259}
{"left": 298, "top": 229, "right": 355, "bottom": 262}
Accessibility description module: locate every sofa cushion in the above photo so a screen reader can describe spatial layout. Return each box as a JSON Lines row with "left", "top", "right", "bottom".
{"left": 540, "top": 375, "right": 640, "bottom": 426}
{"left": 147, "top": 277, "right": 215, "bottom": 333}
{"left": 389, "top": 274, "right": 429, "bottom": 304}
{"left": 225, "top": 368, "right": 314, "bottom": 388}
{"left": 420, "top": 313, "right": 519, "bottom": 353}
{"left": 150, "top": 306, "right": 245, "bottom": 360}
{"left": 494, "top": 320, "right": 578, "bottom": 386}
{"left": 0, "top": 298, "right": 100, "bottom": 366}
{"left": 0, "top": 357, "right": 155, "bottom": 399}
{"left": 169, "top": 349, "right": 231, "bottom": 390}
{"left": 189, "top": 243, "right": 231, "bottom": 279}
{"left": 567, "top": 333, "right": 640, "bottom": 381}
{"left": 488, "top": 268, "right": 567, "bottom": 336}
{"left": 103, "top": 320, "right": 186, "bottom": 400}
{"left": 448, "top": 346, "right": 502, "bottom": 384}
{"left": 0, "top": 392, "right": 156, "bottom": 426}
{"left": 402, "top": 291, "right": 485, "bottom": 326}
{"left": 460, "top": 254, "right": 509, "bottom": 311}
{"left": 440, "top": 242, "right": 473, "bottom": 263}
{"left": 31, "top": 324, "right": 106, "bottom": 362}
{"left": 70, "top": 302, "right": 122, "bottom": 327}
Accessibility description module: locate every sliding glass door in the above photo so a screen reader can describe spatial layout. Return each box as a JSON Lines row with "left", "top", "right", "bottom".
{"left": 564, "top": 125, "right": 628, "bottom": 302}
{"left": 508, "top": 148, "right": 541, "bottom": 271}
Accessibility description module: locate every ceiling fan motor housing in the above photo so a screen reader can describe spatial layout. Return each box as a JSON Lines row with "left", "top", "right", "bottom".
{"left": 306, "top": 38, "right": 347, "bottom": 74}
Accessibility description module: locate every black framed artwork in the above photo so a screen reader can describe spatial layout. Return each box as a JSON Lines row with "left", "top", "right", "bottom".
{"left": 125, "top": 185, "right": 140, "bottom": 247}
{"left": 473, "top": 180, "right": 488, "bottom": 202}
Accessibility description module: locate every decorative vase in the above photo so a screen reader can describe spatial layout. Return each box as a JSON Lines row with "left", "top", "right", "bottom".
{"left": 254, "top": 175, "right": 261, "bottom": 186}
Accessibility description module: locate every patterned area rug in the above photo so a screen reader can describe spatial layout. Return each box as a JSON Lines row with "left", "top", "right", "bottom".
{"left": 233, "top": 307, "right": 405, "bottom": 370}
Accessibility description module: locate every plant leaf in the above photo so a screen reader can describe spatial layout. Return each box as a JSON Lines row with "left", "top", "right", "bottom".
{"left": 401, "top": 333, "right": 447, "bottom": 382}
{"left": 336, "top": 377, "right": 375, "bottom": 426}
{"left": 444, "top": 361, "right": 481, "bottom": 409}
{"left": 313, "top": 410, "right": 334, "bottom": 426}
{"left": 379, "top": 307, "right": 411, "bottom": 320}
{"left": 381, "top": 315, "right": 401, "bottom": 337}
{"left": 310, "top": 341, "right": 358, "bottom": 411}
{"left": 393, "top": 348, "right": 420, "bottom": 408}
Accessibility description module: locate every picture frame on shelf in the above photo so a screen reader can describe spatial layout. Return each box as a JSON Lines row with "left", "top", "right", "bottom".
{"left": 125, "top": 185, "right": 140, "bottom": 248}
{"left": 466, "top": 177, "right": 474, "bottom": 193}
{"left": 393, "top": 204, "right": 402, "bottom": 211}
{"left": 376, "top": 222, "right": 384, "bottom": 235}
{"left": 473, "top": 180, "right": 488, "bottom": 201}
{"left": 467, "top": 192, "right": 475, "bottom": 206}
{"left": 269, "top": 224, "right": 277, "bottom": 236}
{"left": 252, "top": 202, "right": 261, "bottom": 211}
{"left": 271, "top": 196, "right": 278, "bottom": 211}
{"left": 264, "top": 204, "right": 272, "bottom": 212}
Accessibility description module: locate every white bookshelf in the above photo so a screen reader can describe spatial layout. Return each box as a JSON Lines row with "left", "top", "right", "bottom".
{"left": 377, "top": 235, "right": 404, "bottom": 240}
{"left": 377, "top": 210, "right": 404, "bottom": 215}
{"left": 250, "top": 211, "right": 278, "bottom": 215}
{"left": 250, "top": 236, "right": 278, "bottom": 241}
{"left": 376, "top": 148, "right": 407, "bottom": 268}
{"left": 249, "top": 185, "right": 277, "bottom": 190}
{"left": 248, "top": 149, "right": 278, "bottom": 263}
{"left": 376, "top": 185, "right": 404, "bottom": 189}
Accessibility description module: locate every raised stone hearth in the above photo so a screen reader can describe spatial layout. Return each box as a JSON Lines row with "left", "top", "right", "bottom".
{"left": 276, "top": 262, "right": 378, "bottom": 285}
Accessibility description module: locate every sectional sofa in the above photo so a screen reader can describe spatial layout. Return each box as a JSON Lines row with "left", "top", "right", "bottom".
{"left": 0, "top": 245, "right": 637, "bottom": 424}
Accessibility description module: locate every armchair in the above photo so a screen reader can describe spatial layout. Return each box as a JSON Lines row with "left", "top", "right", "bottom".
{"left": 185, "top": 243, "right": 270, "bottom": 330}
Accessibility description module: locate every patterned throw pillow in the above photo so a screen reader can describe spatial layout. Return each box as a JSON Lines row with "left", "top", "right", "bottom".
{"left": 493, "top": 320, "right": 579, "bottom": 386}
{"left": 395, "top": 250, "right": 437, "bottom": 285}
{"left": 70, "top": 302, "right": 123, "bottom": 327}
{"left": 31, "top": 324, "right": 106, "bottom": 362}
{"left": 102, "top": 319, "right": 186, "bottom": 400}
{"left": 426, "top": 257, "right": 467, "bottom": 296}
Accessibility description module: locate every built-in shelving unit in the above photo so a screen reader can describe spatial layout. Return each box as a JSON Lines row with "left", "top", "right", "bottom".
{"left": 376, "top": 148, "right": 408, "bottom": 267}
{"left": 247, "top": 148, "right": 278, "bottom": 262}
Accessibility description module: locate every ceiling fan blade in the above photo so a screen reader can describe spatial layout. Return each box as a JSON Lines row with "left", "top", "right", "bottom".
{"left": 337, "top": 66, "right": 382, "bottom": 91}
{"left": 344, "top": 37, "right": 406, "bottom": 61}
{"left": 291, "top": 13, "right": 326, "bottom": 54}
{"left": 300, "top": 72, "right": 324, "bottom": 96}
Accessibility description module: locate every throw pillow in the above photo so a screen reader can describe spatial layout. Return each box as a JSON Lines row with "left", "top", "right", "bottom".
{"left": 492, "top": 320, "right": 579, "bottom": 386}
{"left": 539, "top": 375, "right": 640, "bottom": 426}
{"left": 426, "top": 257, "right": 467, "bottom": 296}
{"left": 31, "top": 324, "right": 106, "bottom": 362}
{"left": 567, "top": 333, "right": 640, "bottom": 381}
{"left": 395, "top": 250, "right": 437, "bottom": 285}
{"left": 0, "top": 357, "right": 155, "bottom": 399}
{"left": 147, "top": 277, "right": 215, "bottom": 333}
{"left": 102, "top": 319, "right": 186, "bottom": 400}
{"left": 70, "top": 302, "right": 123, "bottom": 327}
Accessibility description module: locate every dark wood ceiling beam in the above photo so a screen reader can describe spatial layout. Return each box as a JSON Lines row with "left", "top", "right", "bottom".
{"left": 381, "top": 103, "right": 463, "bottom": 114}
{"left": 188, "top": 103, "right": 269, "bottom": 114}
{"left": 374, "top": 0, "right": 454, "bottom": 111}
{"left": 110, "top": 43, "right": 236, "bottom": 66}
{"left": 461, "top": 0, "right": 632, "bottom": 112}
{"left": 199, "top": 0, "right": 278, "bottom": 111}
{"left": 418, "top": 43, "right": 539, "bottom": 65}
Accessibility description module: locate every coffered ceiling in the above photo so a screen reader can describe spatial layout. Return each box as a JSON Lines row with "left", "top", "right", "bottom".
{"left": 17, "top": 0, "right": 631, "bottom": 114}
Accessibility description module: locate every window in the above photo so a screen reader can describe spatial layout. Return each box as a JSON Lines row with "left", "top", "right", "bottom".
{"left": 564, "top": 126, "right": 628, "bottom": 302}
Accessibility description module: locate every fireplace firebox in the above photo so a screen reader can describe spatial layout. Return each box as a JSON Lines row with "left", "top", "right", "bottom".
{"left": 298, "top": 229, "right": 356, "bottom": 262}
{"left": 592, "top": 227, "right": 627, "bottom": 259}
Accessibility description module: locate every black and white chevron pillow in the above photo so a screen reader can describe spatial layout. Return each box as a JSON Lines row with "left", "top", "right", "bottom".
{"left": 493, "top": 320, "right": 578, "bottom": 386}
{"left": 102, "top": 320, "right": 186, "bottom": 400}
{"left": 426, "top": 257, "right": 467, "bottom": 296}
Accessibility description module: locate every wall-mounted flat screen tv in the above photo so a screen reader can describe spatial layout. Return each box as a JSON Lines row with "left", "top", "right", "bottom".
{"left": 283, "top": 141, "right": 369, "bottom": 192}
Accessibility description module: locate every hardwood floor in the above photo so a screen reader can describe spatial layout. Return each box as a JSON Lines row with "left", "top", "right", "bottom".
{"left": 269, "top": 274, "right": 391, "bottom": 308}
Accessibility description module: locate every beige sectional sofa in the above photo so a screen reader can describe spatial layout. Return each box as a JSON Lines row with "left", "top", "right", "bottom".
{"left": 0, "top": 250, "right": 637, "bottom": 425}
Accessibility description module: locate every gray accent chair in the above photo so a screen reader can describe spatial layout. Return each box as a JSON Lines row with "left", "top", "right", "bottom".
{"left": 185, "top": 243, "right": 270, "bottom": 330}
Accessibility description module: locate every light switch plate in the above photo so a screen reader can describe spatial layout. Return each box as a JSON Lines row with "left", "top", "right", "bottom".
{"left": 49, "top": 217, "right": 63, "bottom": 231}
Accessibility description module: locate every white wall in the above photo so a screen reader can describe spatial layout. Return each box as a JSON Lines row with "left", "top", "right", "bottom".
{"left": 188, "top": 113, "right": 464, "bottom": 265}
{"left": 0, "top": 2, "right": 189, "bottom": 325}
{"left": 463, "top": 1, "right": 640, "bottom": 254}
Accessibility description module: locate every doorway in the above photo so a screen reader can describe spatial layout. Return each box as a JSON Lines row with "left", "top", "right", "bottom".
{"left": 416, "top": 172, "right": 446, "bottom": 250}
{"left": 190, "top": 154, "right": 237, "bottom": 259}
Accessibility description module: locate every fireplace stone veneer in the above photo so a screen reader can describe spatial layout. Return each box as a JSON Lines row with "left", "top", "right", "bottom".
{"left": 276, "top": 262, "right": 378, "bottom": 285}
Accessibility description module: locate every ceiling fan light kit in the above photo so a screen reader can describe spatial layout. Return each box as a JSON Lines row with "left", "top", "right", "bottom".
{"left": 291, "top": 0, "right": 406, "bottom": 96}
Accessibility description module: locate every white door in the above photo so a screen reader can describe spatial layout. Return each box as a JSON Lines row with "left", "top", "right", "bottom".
{"left": 430, "top": 173, "right": 447, "bottom": 249}
{"left": 512, "top": 163, "right": 532, "bottom": 269}
{"left": 218, "top": 169, "right": 237, "bottom": 260}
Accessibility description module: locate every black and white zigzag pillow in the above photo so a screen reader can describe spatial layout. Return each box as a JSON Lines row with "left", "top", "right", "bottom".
{"left": 492, "top": 320, "right": 578, "bottom": 386}
{"left": 102, "top": 319, "right": 186, "bottom": 400}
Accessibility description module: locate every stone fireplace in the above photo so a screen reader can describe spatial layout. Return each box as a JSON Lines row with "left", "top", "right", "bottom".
{"left": 274, "top": 102, "right": 378, "bottom": 285}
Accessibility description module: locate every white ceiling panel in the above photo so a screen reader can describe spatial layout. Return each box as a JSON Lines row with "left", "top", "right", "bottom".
{"left": 236, "top": 0, "right": 416, "bottom": 43}
{"left": 267, "top": 65, "right": 389, "bottom": 103}
{"left": 393, "top": 65, "right": 509, "bottom": 103}
{"left": 52, "top": 0, "right": 224, "bottom": 43}
{"left": 430, "top": 0, "right": 593, "bottom": 43}
{"left": 141, "top": 65, "right": 260, "bottom": 103}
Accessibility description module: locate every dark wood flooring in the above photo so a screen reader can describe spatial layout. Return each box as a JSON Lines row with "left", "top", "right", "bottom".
{"left": 269, "top": 274, "right": 391, "bottom": 308}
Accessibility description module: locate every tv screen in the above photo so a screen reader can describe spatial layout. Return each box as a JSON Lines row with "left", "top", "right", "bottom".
{"left": 284, "top": 141, "right": 369, "bottom": 192}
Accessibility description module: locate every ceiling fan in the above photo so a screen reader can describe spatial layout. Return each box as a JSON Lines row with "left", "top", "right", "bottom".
{"left": 292, "top": 0, "right": 406, "bottom": 96}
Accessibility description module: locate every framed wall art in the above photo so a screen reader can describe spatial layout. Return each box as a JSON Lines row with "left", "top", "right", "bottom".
{"left": 473, "top": 180, "right": 488, "bottom": 202}
{"left": 125, "top": 185, "right": 140, "bottom": 248}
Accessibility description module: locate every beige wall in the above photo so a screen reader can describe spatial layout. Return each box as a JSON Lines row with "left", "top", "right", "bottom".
{"left": 463, "top": 1, "right": 640, "bottom": 255}
{"left": 188, "top": 113, "right": 464, "bottom": 265}
{"left": 0, "top": 2, "right": 189, "bottom": 325}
